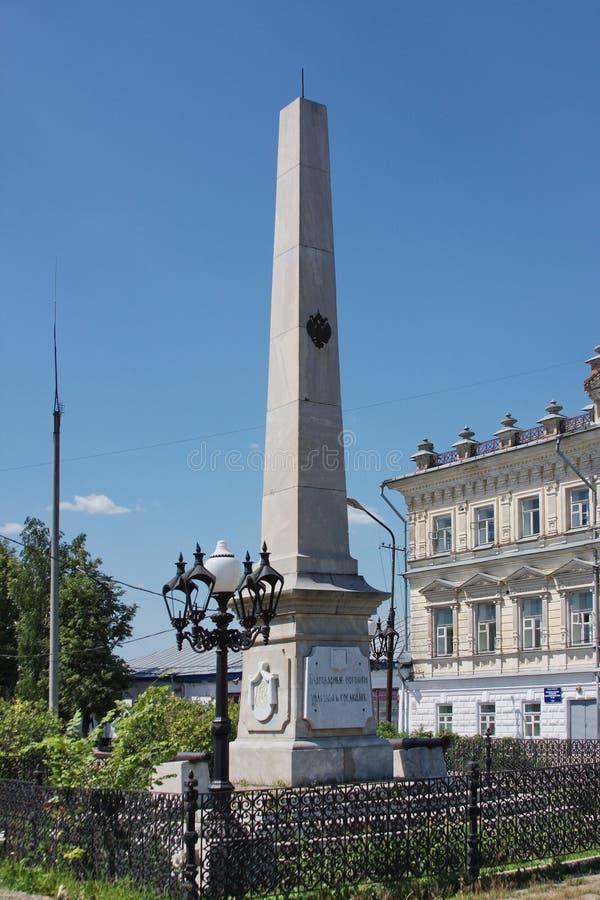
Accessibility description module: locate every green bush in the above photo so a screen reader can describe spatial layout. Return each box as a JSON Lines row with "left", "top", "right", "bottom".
{"left": 376, "top": 720, "right": 401, "bottom": 740}
{"left": 94, "top": 686, "right": 238, "bottom": 789}
{"left": 0, "top": 688, "right": 239, "bottom": 790}
{"left": 0, "top": 697, "right": 62, "bottom": 779}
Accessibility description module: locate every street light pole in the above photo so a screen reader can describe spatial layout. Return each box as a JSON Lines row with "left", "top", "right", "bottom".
{"left": 347, "top": 497, "right": 398, "bottom": 725}
{"left": 162, "top": 541, "right": 284, "bottom": 795}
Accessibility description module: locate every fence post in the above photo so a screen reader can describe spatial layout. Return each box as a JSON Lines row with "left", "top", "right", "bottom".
{"left": 466, "top": 760, "right": 481, "bottom": 882}
{"left": 183, "top": 769, "right": 199, "bottom": 900}
{"left": 484, "top": 728, "right": 492, "bottom": 776}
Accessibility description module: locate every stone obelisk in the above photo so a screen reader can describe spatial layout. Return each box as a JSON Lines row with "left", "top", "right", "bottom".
{"left": 229, "top": 97, "right": 392, "bottom": 786}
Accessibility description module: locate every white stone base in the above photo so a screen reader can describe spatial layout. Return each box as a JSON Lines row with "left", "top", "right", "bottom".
{"left": 152, "top": 758, "right": 210, "bottom": 794}
{"left": 230, "top": 735, "right": 393, "bottom": 787}
{"left": 393, "top": 746, "right": 447, "bottom": 779}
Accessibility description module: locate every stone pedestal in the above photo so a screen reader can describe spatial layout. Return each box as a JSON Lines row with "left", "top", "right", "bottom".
{"left": 230, "top": 594, "right": 392, "bottom": 786}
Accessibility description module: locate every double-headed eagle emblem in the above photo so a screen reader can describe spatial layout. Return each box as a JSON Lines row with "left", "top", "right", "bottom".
{"left": 306, "top": 311, "right": 332, "bottom": 349}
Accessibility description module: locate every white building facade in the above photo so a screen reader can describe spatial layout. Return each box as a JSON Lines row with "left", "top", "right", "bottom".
{"left": 385, "top": 345, "right": 600, "bottom": 740}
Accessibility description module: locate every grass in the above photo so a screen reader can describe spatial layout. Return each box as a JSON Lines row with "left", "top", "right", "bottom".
{"left": 0, "top": 859, "right": 170, "bottom": 899}
{"left": 2, "top": 851, "right": 600, "bottom": 899}
{"left": 255, "top": 852, "right": 600, "bottom": 899}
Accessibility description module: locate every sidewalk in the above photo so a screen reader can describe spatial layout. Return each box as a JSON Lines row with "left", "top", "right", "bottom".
{"left": 0, "top": 892, "right": 50, "bottom": 899}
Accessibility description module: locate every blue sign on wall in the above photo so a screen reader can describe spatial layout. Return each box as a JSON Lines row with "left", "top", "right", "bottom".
{"left": 544, "top": 687, "right": 562, "bottom": 704}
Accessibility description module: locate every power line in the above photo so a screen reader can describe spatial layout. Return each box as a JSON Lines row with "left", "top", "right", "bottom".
{"left": 0, "top": 532, "right": 165, "bottom": 599}
{"left": 0, "top": 360, "right": 581, "bottom": 474}
{"left": 0, "top": 629, "right": 174, "bottom": 662}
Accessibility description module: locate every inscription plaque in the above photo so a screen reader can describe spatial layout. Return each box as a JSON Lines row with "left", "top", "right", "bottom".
{"left": 303, "top": 645, "right": 373, "bottom": 730}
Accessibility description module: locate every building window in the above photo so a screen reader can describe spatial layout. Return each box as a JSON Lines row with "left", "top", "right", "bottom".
{"left": 480, "top": 702, "right": 496, "bottom": 735}
{"left": 476, "top": 602, "right": 497, "bottom": 653}
{"left": 570, "top": 590, "right": 593, "bottom": 646}
{"left": 522, "top": 597, "right": 543, "bottom": 650}
{"left": 435, "top": 607, "right": 454, "bottom": 656}
{"left": 520, "top": 496, "right": 540, "bottom": 538}
{"left": 437, "top": 703, "right": 453, "bottom": 733}
{"left": 475, "top": 506, "right": 495, "bottom": 546}
{"left": 432, "top": 514, "right": 452, "bottom": 554}
{"left": 523, "top": 702, "right": 541, "bottom": 737}
{"left": 568, "top": 487, "right": 590, "bottom": 529}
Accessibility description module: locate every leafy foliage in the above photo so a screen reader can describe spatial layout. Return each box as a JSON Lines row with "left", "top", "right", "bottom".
{"left": 0, "top": 696, "right": 62, "bottom": 779}
{"left": 8, "top": 518, "right": 136, "bottom": 727}
{"left": 0, "top": 540, "right": 19, "bottom": 698}
{"left": 376, "top": 720, "right": 401, "bottom": 739}
{"left": 58, "top": 533, "right": 135, "bottom": 731}
{"left": 96, "top": 686, "right": 238, "bottom": 789}
{"left": 11, "top": 519, "right": 53, "bottom": 701}
{"left": 0, "top": 688, "right": 240, "bottom": 788}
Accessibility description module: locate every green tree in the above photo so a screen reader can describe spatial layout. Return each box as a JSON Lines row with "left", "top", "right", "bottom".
{"left": 59, "top": 533, "right": 135, "bottom": 731}
{"left": 11, "top": 518, "right": 136, "bottom": 728}
{"left": 12, "top": 519, "right": 52, "bottom": 702}
{"left": 0, "top": 541, "right": 19, "bottom": 698}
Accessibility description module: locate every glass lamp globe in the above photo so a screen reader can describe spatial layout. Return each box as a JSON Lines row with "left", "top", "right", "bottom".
{"left": 206, "top": 540, "right": 241, "bottom": 595}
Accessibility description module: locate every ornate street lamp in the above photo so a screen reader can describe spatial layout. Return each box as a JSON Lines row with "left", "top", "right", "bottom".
{"left": 162, "top": 540, "right": 284, "bottom": 795}
{"left": 347, "top": 497, "right": 399, "bottom": 724}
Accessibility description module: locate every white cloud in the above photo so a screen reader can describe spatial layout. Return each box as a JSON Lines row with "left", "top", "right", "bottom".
{"left": 347, "top": 506, "right": 378, "bottom": 526}
{"left": 1, "top": 522, "right": 23, "bottom": 536}
{"left": 60, "top": 494, "right": 131, "bottom": 515}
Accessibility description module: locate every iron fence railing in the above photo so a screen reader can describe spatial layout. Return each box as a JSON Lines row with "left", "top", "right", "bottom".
{"left": 4, "top": 757, "right": 600, "bottom": 897}
{"left": 431, "top": 410, "right": 593, "bottom": 468}
{"left": 444, "top": 735, "right": 600, "bottom": 774}
{"left": 193, "top": 776, "right": 469, "bottom": 896}
{"left": 0, "top": 779, "right": 183, "bottom": 897}
{"left": 479, "top": 765, "right": 600, "bottom": 867}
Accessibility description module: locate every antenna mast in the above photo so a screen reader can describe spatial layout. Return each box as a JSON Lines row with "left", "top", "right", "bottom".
{"left": 49, "top": 264, "right": 61, "bottom": 713}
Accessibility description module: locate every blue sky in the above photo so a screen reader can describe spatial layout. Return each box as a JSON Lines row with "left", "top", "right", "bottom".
{"left": 1, "top": 1, "right": 598, "bottom": 659}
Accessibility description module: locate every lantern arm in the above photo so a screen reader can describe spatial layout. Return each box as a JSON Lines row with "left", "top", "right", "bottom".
{"left": 180, "top": 624, "right": 217, "bottom": 654}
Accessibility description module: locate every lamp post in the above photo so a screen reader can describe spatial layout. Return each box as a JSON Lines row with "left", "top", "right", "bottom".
{"left": 346, "top": 498, "right": 399, "bottom": 724}
{"left": 162, "top": 540, "right": 284, "bottom": 794}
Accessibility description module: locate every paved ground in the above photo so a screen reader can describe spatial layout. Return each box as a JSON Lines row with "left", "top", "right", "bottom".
{"left": 450, "top": 869, "right": 600, "bottom": 899}
{"left": 0, "top": 892, "right": 50, "bottom": 899}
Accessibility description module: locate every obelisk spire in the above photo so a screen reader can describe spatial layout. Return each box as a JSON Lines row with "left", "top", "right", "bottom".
{"left": 262, "top": 98, "right": 357, "bottom": 582}
{"left": 230, "top": 96, "right": 391, "bottom": 788}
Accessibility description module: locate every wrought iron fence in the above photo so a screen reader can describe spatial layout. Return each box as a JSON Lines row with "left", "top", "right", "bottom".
{"left": 480, "top": 765, "right": 600, "bottom": 867}
{"left": 444, "top": 735, "right": 600, "bottom": 774}
{"left": 194, "top": 776, "right": 469, "bottom": 896}
{"left": 3, "top": 760, "right": 600, "bottom": 897}
{"left": 0, "top": 779, "right": 183, "bottom": 897}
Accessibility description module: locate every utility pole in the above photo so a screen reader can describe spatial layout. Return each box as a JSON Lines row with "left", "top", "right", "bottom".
{"left": 49, "top": 287, "right": 61, "bottom": 714}
{"left": 380, "top": 485, "right": 409, "bottom": 655}
{"left": 556, "top": 436, "right": 600, "bottom": 737}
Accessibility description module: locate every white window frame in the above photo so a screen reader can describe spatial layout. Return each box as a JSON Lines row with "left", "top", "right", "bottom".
{"left": 520, "top": 495, "right": 541, "bottom": 539}
{"left": 568, "top": 487, "right": 590, "bottom": 530}
{"left": 437, "top": 703, "right": 453, "bottom": 733}
{"left": 521, "top": 596, "right": 543, "bottom": 650}
{"left": 432, "top": 514, "right": 452, "bottom": 554}
{"left": 475, "top": 505, "right": 495, "bottom": 546}
{"left": 569, "top": 590, "right": 593, "bottom": 646}
{"left": 479, "top": 702, "right": 496, "bottom": 736}
{"left": 476, "top": 602, "right": 497, "bottom": 654}
{"left": 523, "top": 701, "right": 541, "bottom": 737}
{"left": 435, "top": 607, "right": 454, "bottom": 657}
